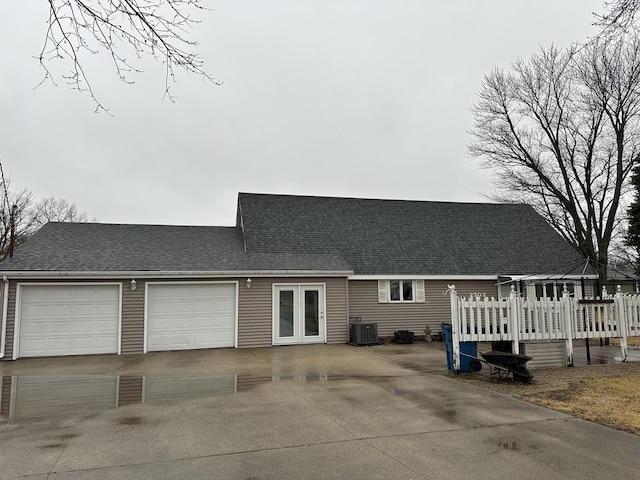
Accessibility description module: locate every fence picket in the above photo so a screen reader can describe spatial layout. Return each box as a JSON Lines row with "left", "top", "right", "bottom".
{"left": 449, "top": 287, "right": 635, "bottom": 370}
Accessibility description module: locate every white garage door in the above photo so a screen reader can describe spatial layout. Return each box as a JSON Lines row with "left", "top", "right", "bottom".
{"left": 18, "top": 285, "right": 120, "bottom": 358}
{"left": 147, "top": 283, "right": 236, "bottom": 351}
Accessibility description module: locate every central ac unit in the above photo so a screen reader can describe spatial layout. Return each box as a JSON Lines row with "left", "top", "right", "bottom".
{"left": 350, "top": 323, "right": 378, "bottom": 346}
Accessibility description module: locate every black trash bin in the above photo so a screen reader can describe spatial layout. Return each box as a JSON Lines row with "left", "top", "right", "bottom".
{"left": 441, "top": 323, "right": 481, "bottom": 372}
{"left": 491, "top": 341, "right": 513, "bottom": 353}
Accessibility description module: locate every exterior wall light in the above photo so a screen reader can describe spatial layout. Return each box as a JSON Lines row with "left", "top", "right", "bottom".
{"left": 131, "top": 279, "right": 137, "bottom": 291}
{"left": 246, "top": 278, "right": 252, "bottom": 289}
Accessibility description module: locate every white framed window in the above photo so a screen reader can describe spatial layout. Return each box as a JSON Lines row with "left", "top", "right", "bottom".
{"left": 378, "top": 280, "right": 425, "bottom": 303}
{"left": 525, "top": 281, "right": 581, "bottom": 300}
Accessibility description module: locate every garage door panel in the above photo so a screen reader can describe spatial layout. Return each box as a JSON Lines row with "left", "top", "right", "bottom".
{"left": 148, "top": 333, "right": 171, "bottom": 345}
{"left": 192, "top": 317, "right": 213, "bottom": 328}
{"left": 21, "top": 304, "right": 47, "bottom": 317}
{"left": 47, "top": 339, "right": 72, "bottom": 352}
{"left": 49, "top": 321, "right": 72, "bottom": 334}
{"left": 19, "top": 285, "right": 120, "bottom": 358}
{"left": 50, "top": 304, "right": 73, "bottom": 316}
{"left": 95, "top": 320, "right": 118, "bottom": 332}
{"left": 21, "top": 321, "right": 48, "bottom": 335}
{"left": 194, "top": 302, "right": 214, "bottom": 313}
{"left": 171, "top": 301, "right": 192, "bottom": 311}
{"left": 74, "top": 305, "right": 96, "bottom": 316}
{"left": 147, "top": 283, "right": 236, "bottom": 351}
{"left": 21, "top": 339, "right": 46, "bottom": 352}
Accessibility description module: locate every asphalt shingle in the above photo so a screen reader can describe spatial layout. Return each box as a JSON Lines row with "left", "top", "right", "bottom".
{"left": 1, "top": 192, "right": 588, "bottom": 277}
{"left": 0, "top": 222, "right": 352, "bottom": 273}
{"left": 238, "top": 192, "right": 587, "bottom": 276}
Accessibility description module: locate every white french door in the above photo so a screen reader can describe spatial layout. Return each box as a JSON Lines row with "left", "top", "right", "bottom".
{"left": 273, "top": 284, "right": 326, "bottom": 345}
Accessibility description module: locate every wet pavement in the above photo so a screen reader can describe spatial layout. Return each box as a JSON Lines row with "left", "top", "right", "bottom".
{"left": 0, "top": 343, "right": 639, "bottom": 479}
{"left": 572, "top": 341, "right": 640, "bottom": 365}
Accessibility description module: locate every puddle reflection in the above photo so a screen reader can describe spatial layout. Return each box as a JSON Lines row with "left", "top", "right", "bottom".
{"left": 0, "top": 374, "right": 333, "bottom": 421}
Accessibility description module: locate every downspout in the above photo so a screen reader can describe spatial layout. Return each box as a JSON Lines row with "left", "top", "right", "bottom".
{"left": 0, "top": 275, "right": 8, "bottom": 359}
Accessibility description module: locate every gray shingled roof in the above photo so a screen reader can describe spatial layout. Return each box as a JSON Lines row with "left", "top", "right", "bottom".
{"left": 2, "top": 193, "right": 590, "bottom": 277}
{"left": 0, "top": 222, "right": 352, "bottom": 274}
{"left": 238, "top": 193, "right": 589, "bottom": 276}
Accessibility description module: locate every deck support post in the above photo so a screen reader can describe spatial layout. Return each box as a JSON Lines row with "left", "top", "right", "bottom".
{"left": 449, "top": 284, "right": 460, "bottom": 373}
{"left": 509, "top": 287, "right": 520, "bottom": 355}
{"left": 615, "top": 285, "right": 628, "bottom": 362}
{"left": 562, "top": 285, "right": 574, "bottom": 367}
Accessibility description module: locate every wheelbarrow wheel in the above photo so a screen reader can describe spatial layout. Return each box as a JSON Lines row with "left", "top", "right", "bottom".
{"left": 512, "top": 366, "right": 533, "bottom": 383}
{"left": 469, "top": 360, "right": 482, "bottom": 372}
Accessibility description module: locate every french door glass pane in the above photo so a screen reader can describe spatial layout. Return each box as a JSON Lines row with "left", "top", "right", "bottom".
{"left": 304, "top": 290, "right": 319, "bottom": 336}
{"left": 279, "top": 290, "right": 294, "bottom": 337}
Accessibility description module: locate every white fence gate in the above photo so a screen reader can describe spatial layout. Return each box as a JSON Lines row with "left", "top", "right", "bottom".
{"left": 448, "top": 284, "right": 640, "bottom": 372}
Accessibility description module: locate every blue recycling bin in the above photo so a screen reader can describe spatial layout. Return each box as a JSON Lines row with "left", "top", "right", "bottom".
{"left": 440, "top": 323, "right": 480, "bottom": 372}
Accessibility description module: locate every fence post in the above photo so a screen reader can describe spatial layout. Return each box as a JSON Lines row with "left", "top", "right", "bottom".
{"left": 615, "top": 285, "right": 628, "bottom": 362}
{"left": 509, "top": 286, "right": 520, "bottom": 354}
{"left": 562, "top": 284, "right": 574, "bottom": 367}
{"left": 449, "top": 284, "right": 461, "bottom": 373}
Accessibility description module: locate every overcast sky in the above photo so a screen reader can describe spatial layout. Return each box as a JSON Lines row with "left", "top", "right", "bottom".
{"left": 1, "top": 1, "right": 604, "bottom": 226}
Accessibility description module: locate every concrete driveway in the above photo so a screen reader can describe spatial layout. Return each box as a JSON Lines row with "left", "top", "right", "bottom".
{"left": 1, "top": 343, "right": 639, "bottom": 479}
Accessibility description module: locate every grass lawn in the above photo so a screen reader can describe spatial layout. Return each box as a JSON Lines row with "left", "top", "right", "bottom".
{"left": 520, "top": 368, "right": 640, "bottom": 435}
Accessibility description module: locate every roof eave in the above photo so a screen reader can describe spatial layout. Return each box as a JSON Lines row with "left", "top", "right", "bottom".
{"left": 0, "top": 269, "right": 353, "bottom": 279}
{"left": 350, "top": 274, "right": 499, "bottom": 280}
{"left": 502, "top": 273, "right": 599, "bottom": 281}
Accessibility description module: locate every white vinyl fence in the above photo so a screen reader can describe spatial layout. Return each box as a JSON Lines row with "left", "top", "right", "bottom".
{"left": 448, "top": 284, "right": 640, "bottom": 371}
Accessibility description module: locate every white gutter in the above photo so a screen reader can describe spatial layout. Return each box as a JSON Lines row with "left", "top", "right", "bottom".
{"left": 351, "top": 273, "right": 600, "bottom": 282}
{"left": 0, "top": 269, "right": 353, "bottom": 280}
{"left": 350, "top": 274, "right": 499, "bottom": 281}
{"left": 502, "top": 274, "right": 598, "bottom": 282}
{"left": 0, "top": 275, "right": 8, "bottom": 359}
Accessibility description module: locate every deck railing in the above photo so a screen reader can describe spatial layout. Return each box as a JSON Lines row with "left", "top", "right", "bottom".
{"left": 448, "top": 284, "right": 636, "bottom": 371}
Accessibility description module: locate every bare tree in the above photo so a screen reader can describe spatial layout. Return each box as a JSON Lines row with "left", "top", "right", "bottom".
{"left": 469, "top": 36, "right": 640, "bottom": 281}
{"left": 595, "top": 0, "right": 640, "bottom": 37}
{"left": 0, "top": 160, "right": 92, "bottom": 260}
{"left": 0, "top": 182, "right": 36, "bottom": 260}
{"left": 40, "top": 0, "right": 221, "bottom": 112}
{"left": 28, "top": 196, "right": 91, "bottom": 229}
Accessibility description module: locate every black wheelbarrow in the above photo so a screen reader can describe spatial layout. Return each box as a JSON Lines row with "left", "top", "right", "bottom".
{"left": 480, "top": 351, "right": 533, "bottom": 383}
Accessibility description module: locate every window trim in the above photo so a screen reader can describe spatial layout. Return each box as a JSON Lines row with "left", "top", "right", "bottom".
{"left": 525, "top": 281, "right": 581, "bottom": 300}
{"left": 389, "top": 279, "right": 415, "bottom": 303}
{"left": 378, "top": 280, "right": 425, "bottom": 303}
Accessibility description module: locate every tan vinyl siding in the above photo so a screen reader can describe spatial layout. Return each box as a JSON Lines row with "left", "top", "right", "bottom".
{"left": 2, "top": 276, "right": 349, "bottom": 357}
{"left": 238, "top": 277, "right": 349, "bottom": 348}
{"left": 348, "top": 280, "right": 498, "bottom": 337}
{"left": 4, "top": 281, "right": 17, "bottom": 360}
{"left": 237, "top": 277, "right": 273, "bottom": 348}
{"left": 520, "top": 342, "right": 566, "bottom": 369}
{"left": 121, "top": 280, "right": 145, "bottom": 354}
{"left": 326, "top": 278, "right": 349, "bottom": 344}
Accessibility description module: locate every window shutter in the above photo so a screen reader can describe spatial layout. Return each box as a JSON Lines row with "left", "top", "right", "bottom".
{"left": 415, "top": 280, "right": 425, "bottom": 303}
{"left": 378, "top": 280, "right": 388, "bottom": 303}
